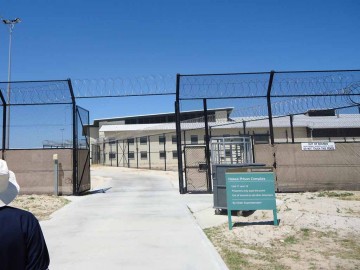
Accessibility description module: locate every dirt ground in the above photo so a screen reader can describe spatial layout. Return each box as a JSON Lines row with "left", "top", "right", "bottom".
{"left": 10, "top": 195, "right": 70, "bottom": 221}
{"left": 204, "top": 191, "right": 360, "bottom": 270}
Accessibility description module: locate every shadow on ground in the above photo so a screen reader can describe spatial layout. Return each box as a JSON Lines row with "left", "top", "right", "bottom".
{"left": 80, "top": 187, "right": 112, "bottom": 196}
{"left": 233, "top": 219, "right": 281, "bottom": 227}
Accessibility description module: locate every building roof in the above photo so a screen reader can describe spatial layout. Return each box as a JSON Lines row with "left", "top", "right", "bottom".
{"left": 228, "top": 114, "right": 360, "bottom": 129}
{"left": 99, "top": 114, "right": 360, "bottom": 133}
{"left": 90, "top": 107, "right": 233, "bottom": 127}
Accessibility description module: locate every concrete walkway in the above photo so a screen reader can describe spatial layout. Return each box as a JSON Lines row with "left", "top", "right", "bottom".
{"left": 42, "top": 167, "right": 228, "bottom": 270}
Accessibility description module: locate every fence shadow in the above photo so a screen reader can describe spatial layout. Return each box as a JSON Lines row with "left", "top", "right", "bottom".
{"left": 233, "top": 219, "right": 281, "bottom": 227}
{"left": 80, "top": 187, "right": 112, "bottom": 196}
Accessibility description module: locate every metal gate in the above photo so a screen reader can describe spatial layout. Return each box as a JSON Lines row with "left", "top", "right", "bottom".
{"left": 75, "top": 106, "right": 91, "bottom": 194}
{"left": 116, "top": 140, "right": 128, "bottom": 167}
{"left": 184, "top": 145, "right": 210, "bottom": 193}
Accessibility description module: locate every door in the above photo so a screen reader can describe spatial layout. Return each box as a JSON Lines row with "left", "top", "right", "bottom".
{"left": 184, "top": 145, "right": 210, "bottom": 193}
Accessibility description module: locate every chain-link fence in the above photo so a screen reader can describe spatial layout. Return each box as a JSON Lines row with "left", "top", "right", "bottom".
{"left": 0, "top": 79, "right": 90, "bottom": 195}
{"left": 92, "top": 130, "right": 179, "bottom": 171}
{"left": 175, "top": 70, "right": 360, "bottom": 193}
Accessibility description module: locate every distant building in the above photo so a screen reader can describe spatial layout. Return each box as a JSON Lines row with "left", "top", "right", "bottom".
{"left": 86, "top": 108, "right": 360, "bottom": 170}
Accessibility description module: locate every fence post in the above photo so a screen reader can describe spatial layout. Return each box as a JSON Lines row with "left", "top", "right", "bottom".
{"left": 110, "top": 142, "right": 112, "bottom": 166}
{"left": 0, "top": 91, "right": 7, "bottom": 159}
{"left": 266, "top": 71, "right": 275, "bottom": 145}
{"left": 127, "top": 139, "right": 130, "bottom": 168}
{"left": 251, "top": 135, "right": 255, "bottom": 163}
{"left": 116, "top": 140, "right": 119, "bottom": 167}
{"left": 68, "top": 79, "right": 78, "bottom": 195}
{"left": 163, "top": 133, "right": 166, "bottom": 171}
{"left": 136, "top": 137, "right": 139, "bottom": 169}
{"left": 148, "top": 136, "right": 151, "bottom": 169}
{"left": 123, "top": 140, "right": 125, "bottom": 167}
{"left": 53, "top": 154, "right": 59, "bottom": 196}
{"left": 290, "top": 115, "right": 295, "bottom": 143}
{"left": 175, "top": 73, "right": 185, "bottom": 194}
{"left": 203, "top": 98, "right": 212, "bottom": 193}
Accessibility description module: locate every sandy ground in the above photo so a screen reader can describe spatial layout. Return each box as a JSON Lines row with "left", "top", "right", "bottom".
{"left": 11, "top": 195, "right": 70, "bottom": 221}
{"left": 204, "top": 192, "right": 360, "bottom": 270}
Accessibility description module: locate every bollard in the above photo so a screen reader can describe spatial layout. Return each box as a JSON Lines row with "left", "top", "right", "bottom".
{"left": 53, "top": 154, "right": 59, "bottom": 196}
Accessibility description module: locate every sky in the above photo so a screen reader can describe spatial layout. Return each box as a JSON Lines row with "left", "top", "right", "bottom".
{"left": 0, "top": 0, "right": 360, "bottom": 147}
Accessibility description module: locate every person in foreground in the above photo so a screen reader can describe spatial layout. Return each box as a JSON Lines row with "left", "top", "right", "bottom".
{"left": 0, "top": 159, "right": 50, "bottom": 270}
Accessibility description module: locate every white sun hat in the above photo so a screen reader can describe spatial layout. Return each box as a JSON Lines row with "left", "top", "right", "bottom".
{"left": 0, "top": 159, "right": 20, "bottom": 207}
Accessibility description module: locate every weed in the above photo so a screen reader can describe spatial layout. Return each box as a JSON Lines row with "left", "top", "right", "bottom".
{"left": 300, "top": 228, "right": 310, "bottom": 237}
{"left": 345, "top": 208, "right": 355, "bottom": 214}
{"left": 284, "top": 235, "right": 298, "bottom": 244}
{"left": 338, "top": 238, "right": 360, "bottom": 260}
{"left": 318, "top": 191, "right": 354, "bottom": 198}
{"left": 308, "top": 262, "right": 317, "bottom": 270}
{"left": 222, "top": 247, "right": 250, "bottom": 269}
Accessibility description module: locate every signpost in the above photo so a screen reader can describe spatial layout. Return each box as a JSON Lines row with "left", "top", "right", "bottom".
{"left": 225, "top": 167, "right": 278, "bottom": 230}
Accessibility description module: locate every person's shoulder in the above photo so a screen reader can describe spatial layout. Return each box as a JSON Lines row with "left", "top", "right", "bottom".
{"left": 1, "top": 206, "right": 37, "bottom": 220}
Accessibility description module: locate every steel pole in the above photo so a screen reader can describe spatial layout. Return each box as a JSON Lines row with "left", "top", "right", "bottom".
{"left": 5, "top": 26, "right": 13, "bottom": 149}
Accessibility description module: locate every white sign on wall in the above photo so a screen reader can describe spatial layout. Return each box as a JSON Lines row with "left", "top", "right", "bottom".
{"left": 301, "top": 142, "right": 336, "bottom": 151}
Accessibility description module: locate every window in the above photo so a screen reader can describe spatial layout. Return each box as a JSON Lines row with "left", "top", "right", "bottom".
{"left": 128, "top": 151, "right": 135, "bottom": 159}
{"left": 159, "top": 135, "right": 165, "bottom": 144}
{"left": 109, "top": 152, "right": 116, "bottom": 159}
{"left": 253, "top": 134, "right": 269, "bottom": 144}
{"left": 140, "top": 136, "right": 147, "bottom": 145}
{"left": 225, "top": 149, "right": 231, "bottom": 157}
{"left": 140, "top": 151, "right": 147, "bottom": 159}
{"left": 109, "top": 138, "right": 116, "bottom": 145}
{"left": 159, "top": 151, "right": 166, "bottom": 159}
{"left": 172, "top": 135, "right": 177, "bottom": 144}
{"left": 127, "top": 138, "right": 134, "bottom": 145}
{"left": 307, "top": 128, "right": 360, "bottom": 138}
{"left": 172, "top": 151, "right": 178, "bottom": 159}
{"left": 190, "top": 135, "right": 198, "bottom": 145}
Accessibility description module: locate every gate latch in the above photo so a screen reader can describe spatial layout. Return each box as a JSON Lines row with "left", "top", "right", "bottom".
{"left": 198, "top": 163, "right": 208, "bottom": 171}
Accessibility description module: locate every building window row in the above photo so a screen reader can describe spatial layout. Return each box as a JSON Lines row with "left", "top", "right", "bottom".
{"left": 125, "top": 151, "right": 178, "bottom": 160}
{"left": 125, "top": 134, "right": 202, "bottom": 146}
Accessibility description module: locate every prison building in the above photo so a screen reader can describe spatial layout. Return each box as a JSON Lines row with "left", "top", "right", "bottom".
{"left": 87, "top": 108, "right": 360, "bottom": 172}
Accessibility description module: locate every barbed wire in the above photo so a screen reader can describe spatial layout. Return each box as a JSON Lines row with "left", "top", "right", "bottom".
{"left": 0, "top": 81, "right": 71, "bottom": 105}
{"left": 1, "top": 71, "right": 358, "bottom": 104}
{"left": 73, "top": 74, "right": 176, "bottom": 98}
{"left": 180, "top": 74, "right": 269, "bottom": 99}
{"left": 179, "top": 71, "right": 360, "bottom": 99}
{"left": 178, "top": 79, "right": 360, "bottom": 130}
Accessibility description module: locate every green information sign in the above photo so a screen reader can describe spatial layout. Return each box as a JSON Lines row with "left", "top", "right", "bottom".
{"left": 225, "top": 167, "right": 278, "bottom": 230}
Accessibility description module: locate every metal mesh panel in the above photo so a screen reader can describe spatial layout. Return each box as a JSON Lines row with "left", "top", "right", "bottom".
{"left": 184, "top": 146, "right": 208, "bottom": 192}
{"left": 0, "top": 80, "right": 72, "bottom": 105}
{"left": 274, "top": 143, "right": 360, "bottom": 192}
{"left": 76, "top": 106, "right": 90, "bottom": 193}
{"left": 9, "top": 104, "right": 72, "bottom": 149}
